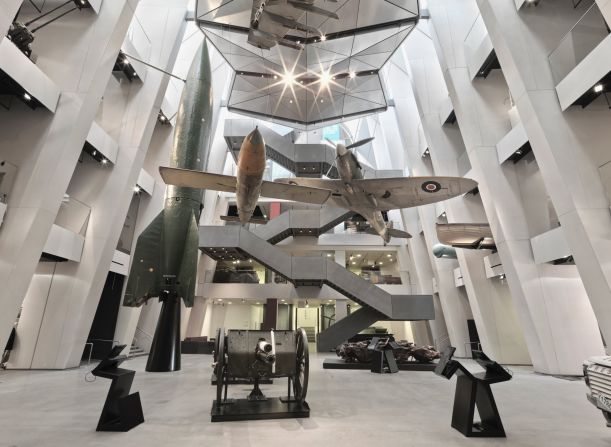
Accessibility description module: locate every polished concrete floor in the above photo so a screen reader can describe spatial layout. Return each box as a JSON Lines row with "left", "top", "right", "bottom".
{"left": 0, "top": 353, "right": 609, "bottom": 446}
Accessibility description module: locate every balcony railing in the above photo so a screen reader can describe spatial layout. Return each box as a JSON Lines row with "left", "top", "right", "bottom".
{"left": 549, "top": 3, "right": 611, "bottom": 84}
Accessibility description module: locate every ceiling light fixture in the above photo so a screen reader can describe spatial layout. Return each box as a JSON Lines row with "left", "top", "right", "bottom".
{"left": 23, "top": 92, "right": 31, "bottom": 101}
{"left": 349, "top": 71, "right": 356, "bottom": 79}
{"left": 594, "top": 83, "right": 604, "bottom": 93}
{"left": 282, "top": 71, "right": 296, "bottom": 85}
{"left": 133, "top": 186, "right": 141, "bottom": 193}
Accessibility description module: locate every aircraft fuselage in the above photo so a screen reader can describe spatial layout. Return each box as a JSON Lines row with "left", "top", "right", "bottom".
{"left": 236, "top": 128, "right": 266, "bottom": 225}
{"left": 334, "top": 146, "right": 392, "bottom": 244}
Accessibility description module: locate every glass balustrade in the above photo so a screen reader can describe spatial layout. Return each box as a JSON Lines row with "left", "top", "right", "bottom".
{"left": 54, "top": 195, "right": 91, "bottom": 236}
{"left": 549, "top": 3, "right": 611, "bottom": 84}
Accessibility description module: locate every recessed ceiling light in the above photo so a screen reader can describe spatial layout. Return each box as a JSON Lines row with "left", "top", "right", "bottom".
{"left": 23, "top": 92, "right": 31, "bottom": 101}
{"left": 594, "top": 83, "right": 604, "bottom": 93}
{"left": 133, "top": 186, "right": 141, "bottom": 193}
{"left": 349, "top": 71, "right": 356, "bottom": 79}
{"left": 320, "top": 35, "right": 327, "bottom": 42}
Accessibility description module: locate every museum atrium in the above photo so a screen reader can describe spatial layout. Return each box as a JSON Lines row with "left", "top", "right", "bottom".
{"left": 2, "top": 0, "right": 611, "bottom": 444}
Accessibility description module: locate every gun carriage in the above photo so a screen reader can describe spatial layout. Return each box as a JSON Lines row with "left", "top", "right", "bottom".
{"left": 212, "top": 327, "right": 310, "bottom": 421}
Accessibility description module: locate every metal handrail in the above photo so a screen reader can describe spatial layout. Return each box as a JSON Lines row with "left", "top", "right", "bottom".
{"left": 83, "top": 342, "right": 93, "bottom": 366}
{"left": 464, "top": 341, "right": 482, "bottom": 357}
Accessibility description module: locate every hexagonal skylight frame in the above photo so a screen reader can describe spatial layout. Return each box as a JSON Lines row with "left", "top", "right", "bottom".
{"left": 196, "top": 0, "right": 419, "bottom": 128}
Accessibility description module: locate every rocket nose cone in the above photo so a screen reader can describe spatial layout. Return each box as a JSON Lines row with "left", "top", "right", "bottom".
{"left": 248, "top": 127, "right": 264, "bottom": 147}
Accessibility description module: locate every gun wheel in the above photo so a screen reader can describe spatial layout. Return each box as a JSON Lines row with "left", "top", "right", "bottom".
{"left": 292, "top": 328, "right": 309, "bottom": 402}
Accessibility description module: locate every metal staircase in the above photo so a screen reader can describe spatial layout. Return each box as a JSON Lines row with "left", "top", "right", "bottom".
{"left": 199, "top": 225, "right": 434, "bottom": 351}
{"left": 252, "top": 207, "right": 353, "bottom": 244}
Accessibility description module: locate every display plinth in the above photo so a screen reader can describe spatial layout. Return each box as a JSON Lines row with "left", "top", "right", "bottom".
{"left": 434, "top": 347, "right": 511, "bottom": 438}
{"left": 92, "top": 366, "right": 144, "bottom": 432}
{"left": 451, "top": 372, "right": 506, "bottom": 437}
{"left": 211, "top": 398, "right": 309, "bottom": 422}
{"left": 323, "top": 357, "right": 437, "bottom": 371}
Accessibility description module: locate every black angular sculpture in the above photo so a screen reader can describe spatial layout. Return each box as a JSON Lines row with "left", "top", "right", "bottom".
{"left": 91, "top": 345, "right": 144, "bottom": 432}
{"left": 434, "top": 347, "right": 512, "bottom": 438}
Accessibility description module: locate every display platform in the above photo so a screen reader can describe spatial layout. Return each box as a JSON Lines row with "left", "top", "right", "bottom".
{"left": 211, "top": 373, "right": 273, "bottom": 385}
{"left": 323, "top": 357, "right": 437, "bottom": 371}
{"left": 211, "top": 398, "right": 310, "bottom": 422}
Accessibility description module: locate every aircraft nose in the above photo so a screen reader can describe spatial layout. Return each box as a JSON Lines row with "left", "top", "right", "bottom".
{"left": 248, "top": 127, "right": 264, "bottom": 146}
{"left": 336, "top": 144, "right": 348, "bottom": 157}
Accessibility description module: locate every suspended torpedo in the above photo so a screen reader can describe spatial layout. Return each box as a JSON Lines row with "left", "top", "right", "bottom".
{"left": 122, "top": 41, "right": 213, "bottom": 373}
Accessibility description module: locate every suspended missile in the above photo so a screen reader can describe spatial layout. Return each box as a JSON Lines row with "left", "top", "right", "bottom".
{"left": 123, "top": 41, "right": 213, "bottom": 372}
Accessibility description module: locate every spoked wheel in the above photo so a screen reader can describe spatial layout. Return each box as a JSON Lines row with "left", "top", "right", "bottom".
{"left": 215, "top": 328, "right": 227, "bottom": 409}
{"left": 292, "top": 328, "right": 309, "bottom": 402}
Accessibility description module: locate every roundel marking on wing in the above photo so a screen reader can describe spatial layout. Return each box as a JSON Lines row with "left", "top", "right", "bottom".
{"left": 421, "top": 181, "right": 442, "bottom": 193}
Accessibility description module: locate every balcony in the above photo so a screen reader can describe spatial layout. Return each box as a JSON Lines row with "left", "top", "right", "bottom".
{"left": 42, "top": 195, "right": 91, "bottom": 262}
{"left": 0, "top": 36, "right": 60, "bottom": 111}
{"left": 464, "top": 14, "right": 500, "bottom": 80}
{"left": 549, "top": 3, "right": 611, "bottom": 109}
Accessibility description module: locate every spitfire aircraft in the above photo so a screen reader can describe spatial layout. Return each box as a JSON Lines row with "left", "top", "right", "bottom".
{"left": 248, "top": 0, "right": 339, "bottom": 50}
{"left": 159, "top": 130, "right": 478, "bottom": 244}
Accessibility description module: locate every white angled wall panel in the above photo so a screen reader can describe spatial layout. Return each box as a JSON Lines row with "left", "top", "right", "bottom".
{"left": 531, "top": 227, "right": 572, "bottom": 264}
{"left": 137, "top": 168, "right": 155, "bottom": 195}
{"left": 42, "top": 224, "right": 85, "bottom": 262}
{"left": 496, "top": 122, "right": 528, "bottom": 164}
{"left": 86, "top": 121, "right": 119, "bottom": 164}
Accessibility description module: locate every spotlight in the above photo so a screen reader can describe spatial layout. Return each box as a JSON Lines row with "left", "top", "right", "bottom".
{"left": 282, "top": 71, "right": 296, "bottom": 85}
{"left": 23, "top": 92, "right": 31, "bottom": 101}
{"left": 319, "top": 70, "right": 333, "bottom": 87}
{"left": 134, "top": 186, "right": 141, "bottom": 193}
{"left": 356, "top": 254, "right": 362, "bottom": 258}
{"left": 326, "top": 253, "right": 332, "bottom": 257}
{"left": 594, "top": 83, "right": 604, "bottom": 93}
{"left": 320, "top": 35, "right": 326, "bottom": 42}
{"left": 387, "top": 254, "right": 391, "bottom": 257}
{"left": 349, "top": 71, "right": 356, "bottom": 79}
{"left": 92, "top": 150, "right": 97, "bottom": 156}
{"left": 122, "top": 58, "right": 129, "bottom": 65}
{"left": 101, "top": 158, "right": 108, "bottom": 165}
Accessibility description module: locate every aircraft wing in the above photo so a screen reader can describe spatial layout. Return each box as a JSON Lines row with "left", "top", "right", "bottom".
{"left": 159, "top": 167, "right": 237, "bottom": 193}
{"left": 159, "top": 167, "right": 331, "bottom": 205}
{"left": 275, "top": 176, "right": 478, "bottom": 211}
{"left": 436, "top": 223, "right": 495, "bottom": 249}
{"left": 260, "top": 180, "right": 331, "bottom": 205}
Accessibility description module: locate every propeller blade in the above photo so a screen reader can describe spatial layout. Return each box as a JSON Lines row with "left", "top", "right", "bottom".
{"left": 346, "top": 137, "right": 375, "bottom": 149}
{"left": 324, "top": 138, "right": 337, "bottom": 149}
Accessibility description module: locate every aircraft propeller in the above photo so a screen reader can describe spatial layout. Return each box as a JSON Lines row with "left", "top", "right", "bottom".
{"left": 324, "top": 136, "right": 375, "bottom": 178}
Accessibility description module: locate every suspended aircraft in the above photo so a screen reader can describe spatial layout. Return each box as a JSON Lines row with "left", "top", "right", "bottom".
{"left": 274, "top": 138, "right": 478, "bottom": 243}
{"left": 159, "top": 131, "right": 478, "bottom": 244}
{"left": 248, "top": 0, "right": 339, "bottom": 50}
{"left": 436, "top": 223, "right": 495, "bottom": 250}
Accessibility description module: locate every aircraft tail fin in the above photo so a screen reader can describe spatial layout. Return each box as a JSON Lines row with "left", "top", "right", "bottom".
{"left": 123, "top": 209, "right": 199, "bottom": 307}
{"left": 364, "top": 227, "right": 412, "bottom": 239}
{"left": 220, "top": 215, "right": 268, "bottom": 225}
{"left": 387, "top": 228, "right": 412, "bottom": 239}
